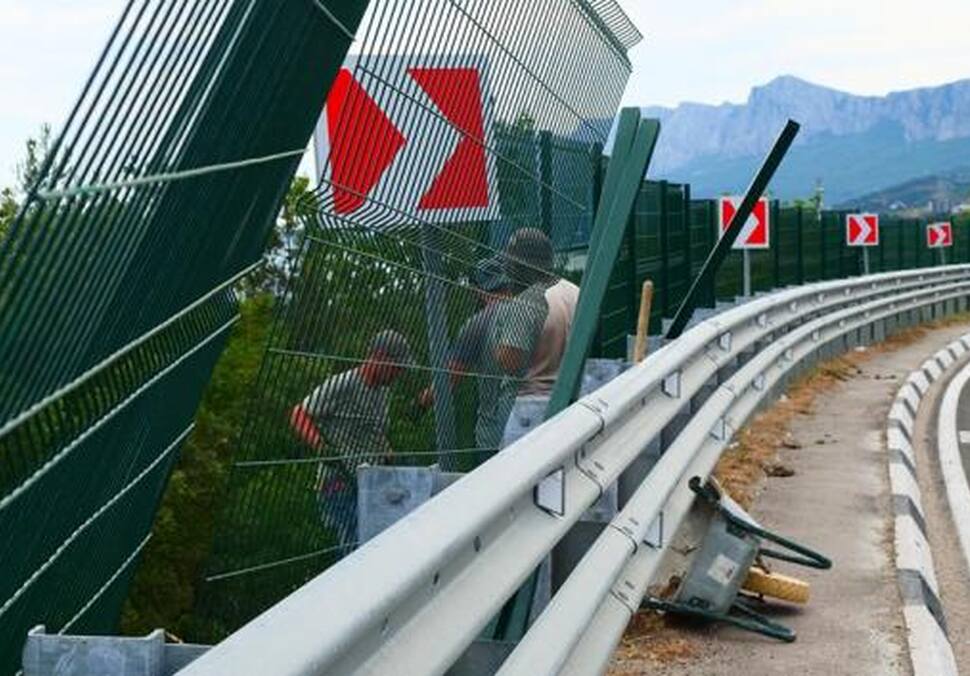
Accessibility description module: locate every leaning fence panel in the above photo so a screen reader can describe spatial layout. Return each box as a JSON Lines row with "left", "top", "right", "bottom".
{"left": 0, "top": 0, "right": 367, "bottom": 669}
{"left": 198, "top": 0, "right": 641, "bottom": 638}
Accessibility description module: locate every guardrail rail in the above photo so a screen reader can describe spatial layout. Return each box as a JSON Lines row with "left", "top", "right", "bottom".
{"left": 179, "top": 265, "right": 970, "bottom": 676}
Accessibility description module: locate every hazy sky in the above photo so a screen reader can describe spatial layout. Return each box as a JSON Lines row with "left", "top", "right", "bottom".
{"left": 1, "top": 0, "right": 968, "bottom": 186}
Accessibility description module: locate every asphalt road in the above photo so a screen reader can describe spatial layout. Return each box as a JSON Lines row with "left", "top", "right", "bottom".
{"left": 610, "top": 323, "right": 970, "bottom": 676}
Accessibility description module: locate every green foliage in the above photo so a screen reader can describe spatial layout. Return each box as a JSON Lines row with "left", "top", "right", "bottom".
{"left": 0, "top": 124, "right": 52, "bottom": 242}
{"left": 241, "top": 174, "right": 319, "bottom": 297}
{"left": 120, "top": 294, "right": 274, "bottom": 637}
{"left": 17, "top": 123, "right": 52, "bottom": 193}
{"left": 0, "top": 188, "right": 16, "bottom": 241}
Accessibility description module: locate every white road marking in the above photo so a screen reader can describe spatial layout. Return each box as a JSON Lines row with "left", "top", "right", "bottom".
{"left": 959, "top": 431, "right": 970, "bottom": 445}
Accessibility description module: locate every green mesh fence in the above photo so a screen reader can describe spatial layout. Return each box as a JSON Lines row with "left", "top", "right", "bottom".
{"left": 199, "top": 0, "right": 641, "bottom": 637}
{"left": 3, "top": 0, "right": 966, "bottom": 663}
{"left": 595, "top": 198, "right": 970, "bottom": 356}
{"left": 0, "top": 0, "right": 368, "bottom": 669}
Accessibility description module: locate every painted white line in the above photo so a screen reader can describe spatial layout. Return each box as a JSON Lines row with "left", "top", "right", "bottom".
{"left": 959, "top": 431, "right": 970, "bottom": 445}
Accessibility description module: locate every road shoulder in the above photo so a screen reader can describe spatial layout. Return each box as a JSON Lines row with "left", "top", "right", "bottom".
{"left": 610, "top": 322, "right": 970, "bottom": 676}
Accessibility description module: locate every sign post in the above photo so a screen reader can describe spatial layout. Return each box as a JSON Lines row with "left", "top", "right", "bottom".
{"left": 315, "top": 60, "right": 499, "bottom": 468}
{"left": 717, "top": 195, "right": 770, "bottom": 298}
{"left": 927, "top": 221, "right": 953, "bottom": 266}
{"left": 846, "top": 213, "right": 879, "bottom": 275}
{"left": 742, "top": 249, "right": 752, "bottom": 297}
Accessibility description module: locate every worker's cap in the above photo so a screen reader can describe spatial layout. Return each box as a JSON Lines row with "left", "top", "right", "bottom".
{"left": 472, "top": 256, "right": 509, "bottom": 292}
{"left": 370, "top": 329, "right": 413, "bottom": 365}
{"left": 504, "top": 228, "right": 554, "bottom": 279}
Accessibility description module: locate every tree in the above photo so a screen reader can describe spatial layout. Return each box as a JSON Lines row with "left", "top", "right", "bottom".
{"left": 120, "top": 174, "right": 320, "bottom": 637}
{"left": 121, "top": 293, "right": 275, "bottom": 638}
{"left": 0, "top": 124, "right": 54, "bottom": 242}
{"left": 0, "top": 188, "right": 15, "bottom": 241}
{"left": 240, "top": 175, "right": 319, "bottom": 297}
{"left": 16, "top": 123, "right": 52, "bottom": 193}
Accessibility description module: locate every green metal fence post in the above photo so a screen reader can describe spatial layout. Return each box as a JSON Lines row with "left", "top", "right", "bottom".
{"left": 590, "top": 142, "right": 604, "bottom": 216}
{"left": 915, "top": 220, "right": 922, "bottom": 268}
{"left": 835, "top": 213, "right": 843, "bottom": 276}
{"left": 683, "top": 184, "right": 693, "bottom": 288}
{"left": 771, "top": 200, "right": 781, "bottom": 287}
{"left": 820, "top": 211, "right": 828, "bottom": 279}
{"left": 546, "top": 112, "right": 659, "bottom": 415}
{"left": 879, "top": 220, "right": 886, "bottom": 272}
{"left": 531, "top": 112, "right": 658, "bottom": 632}
{"left": 898, "top": 218, "right": 904, "bottom": 270}
{"left": 796, "top": 205, "right": 805, "bottom": 284}
{"left": 626, "top": 198, "right": 639, "bottom": 329}
{"left": 659, "top": 180, "right": 670, "bottom": 316}
{"left": 589, "top": 141, "right": 604, "bottom": 354}
{"left": 539, "top": 130, "right": 553, "bottom": 236}
{"left": 707, "top": 201, "right": 717, "bottom": 304}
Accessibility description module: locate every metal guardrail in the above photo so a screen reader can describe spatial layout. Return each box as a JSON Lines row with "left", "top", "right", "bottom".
{"left": 179, "top": 265, "right": 970, "bottom": 676}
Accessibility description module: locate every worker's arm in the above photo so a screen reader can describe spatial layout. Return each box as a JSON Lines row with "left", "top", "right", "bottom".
{"left": 495, "top": 345, "right": 528, "bottom": 374}
{"left": 290, "top": 403, "right": 323, "bottom": 450}
{"left": 417, "top": 359, "right": 468, "bottom": 408}
{"left": 492, "top": 292, "right": 548, "bottom": 376}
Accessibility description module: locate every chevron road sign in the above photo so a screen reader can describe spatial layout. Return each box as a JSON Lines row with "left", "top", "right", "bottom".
{"left": 313, "top": 56, "right": 498, "bottom": 223}
{"left": 718, "top": 196, "right": 770, "bottom": 249}
{"left": 927, "top": 222, "right": 954, "bottom": 248}
{"left": 846, "top": 213, "right": 879, "bottom": 246}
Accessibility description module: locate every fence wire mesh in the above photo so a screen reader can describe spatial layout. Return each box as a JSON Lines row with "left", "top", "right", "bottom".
{"left": 4, "top": 0, "right": 968, "bottom": 664}
{"left": 199, "top": 0, "right": 640, "bottom": 637}
{"left": 0, "top": 0, "right": 367, "bottom": 669}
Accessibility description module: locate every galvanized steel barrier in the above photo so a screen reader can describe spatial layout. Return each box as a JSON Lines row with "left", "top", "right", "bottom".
{"left": 181, "top": 265, "right": 970, "bottom": 676}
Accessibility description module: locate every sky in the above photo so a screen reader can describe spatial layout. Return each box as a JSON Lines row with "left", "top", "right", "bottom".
{"left": 1, "top": 0, "right": 969, "bottom": 187}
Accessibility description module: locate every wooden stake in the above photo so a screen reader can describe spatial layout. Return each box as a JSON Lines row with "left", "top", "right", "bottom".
{"left": 633, "top": 280, "right": 654, "bottom": 362}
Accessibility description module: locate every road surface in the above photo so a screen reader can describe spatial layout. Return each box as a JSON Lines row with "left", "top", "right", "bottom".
{"left": 610, "top": 322, "right": 970, "bottom": 676}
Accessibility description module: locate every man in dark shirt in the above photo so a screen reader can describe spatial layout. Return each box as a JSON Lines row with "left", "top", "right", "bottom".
{"left": 417, "top": 256, "right": 511, "bottom": 407}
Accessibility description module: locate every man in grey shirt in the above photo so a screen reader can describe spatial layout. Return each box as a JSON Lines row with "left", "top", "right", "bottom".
{"left": 290, "top": 329, "right": 412, "bottom": 548}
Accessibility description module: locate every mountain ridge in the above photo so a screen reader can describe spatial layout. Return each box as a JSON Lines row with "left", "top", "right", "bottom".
{"left": 639, "top": 76, "right": 970, "bottom": 203}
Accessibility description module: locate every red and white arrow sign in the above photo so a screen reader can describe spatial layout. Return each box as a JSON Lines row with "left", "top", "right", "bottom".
{"left": 927, "top": 222, "right": 953, "bottom": 248}
{"left": 846, "top": 213, "right": 879, "bottom": 247}
{"left": 314, "top": 56, "right": 497, "bottom": 222}
{"left": 718, "top": 196, "right": 770, "bottom": 250}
